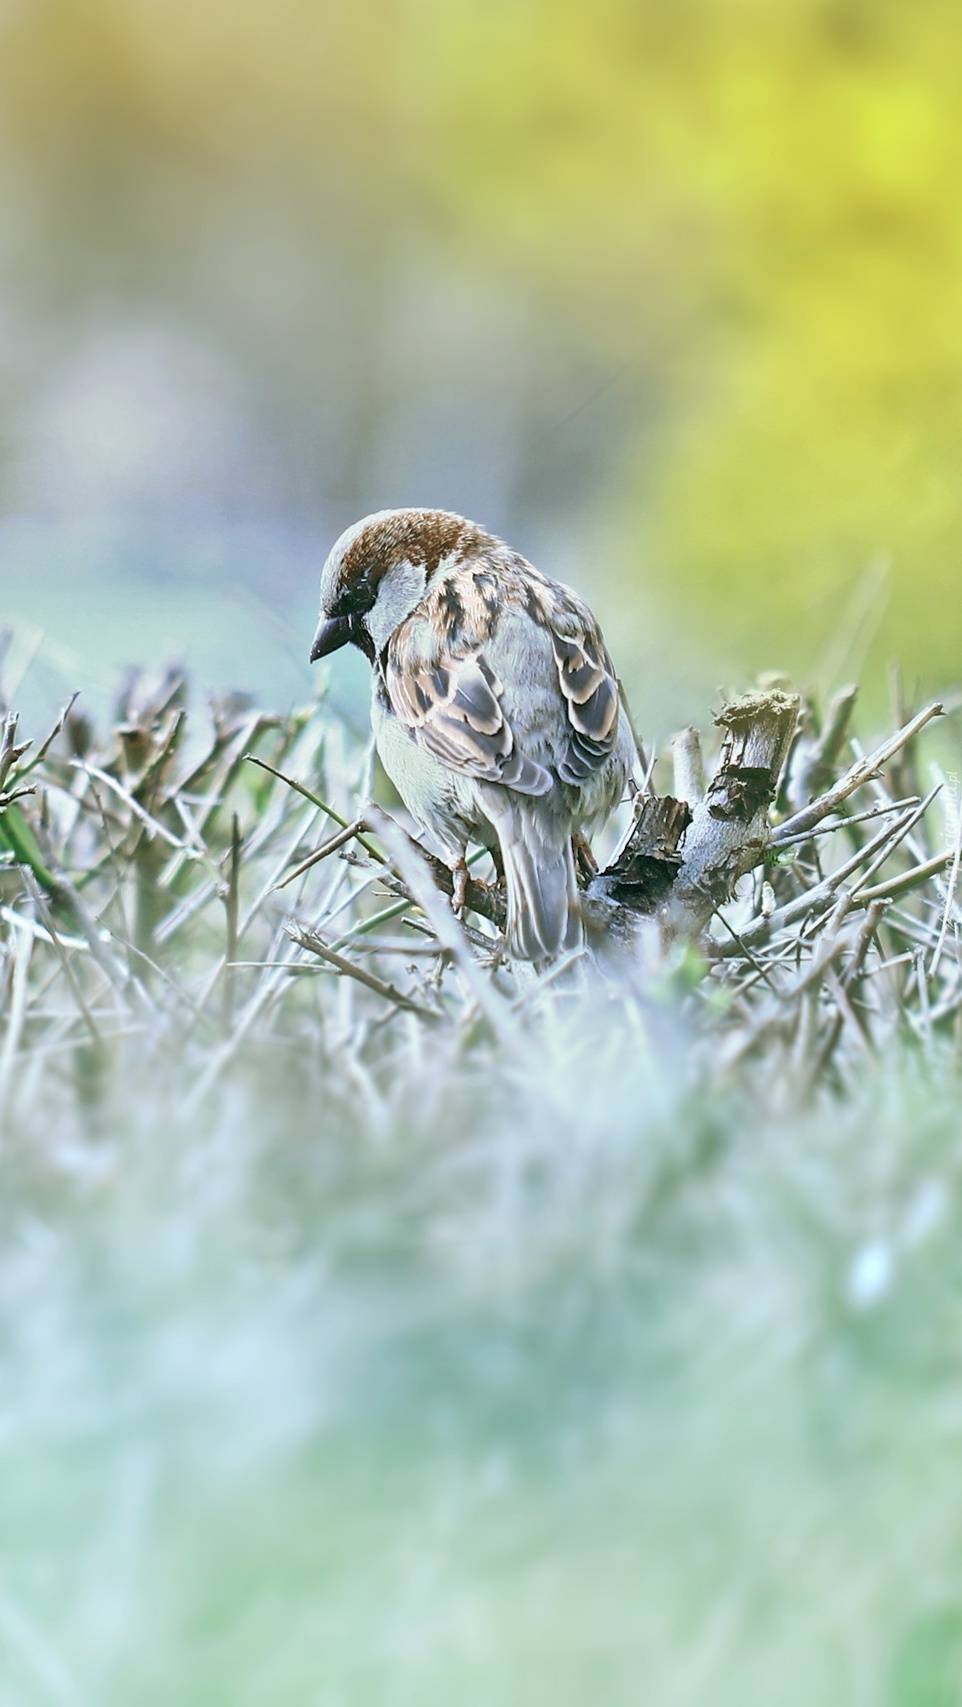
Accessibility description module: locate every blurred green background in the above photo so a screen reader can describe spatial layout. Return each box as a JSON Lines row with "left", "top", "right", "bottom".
{"left": 4, "top": 9, "right": 962, "bottom": 1699}
{"left": 2, "top": 0, "right": 961, "bottom": 734}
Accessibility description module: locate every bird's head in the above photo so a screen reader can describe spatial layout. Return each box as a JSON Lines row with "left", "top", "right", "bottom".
{"left": 310, "top": 507, "right": 483, "bottom": 665}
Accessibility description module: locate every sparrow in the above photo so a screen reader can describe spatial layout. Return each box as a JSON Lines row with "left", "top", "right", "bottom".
{"left": 310, "top": 508, "right": 637, "bottom": 961}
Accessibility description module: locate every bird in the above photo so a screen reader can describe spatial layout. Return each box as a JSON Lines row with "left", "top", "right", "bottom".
{"left": 310, "top": 508, "right": 637, "bottom": 961}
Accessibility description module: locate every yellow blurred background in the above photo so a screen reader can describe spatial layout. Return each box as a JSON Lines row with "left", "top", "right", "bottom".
{"left": 1, "top": 0, "right": 960, "bottom": 729}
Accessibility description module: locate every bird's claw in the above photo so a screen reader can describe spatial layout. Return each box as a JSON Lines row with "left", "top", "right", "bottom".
{"left": 451, "top": 857, "right": 469, "bottom": 913}
{"left": 573, "top": 834, "right": 597, "bottom": 882}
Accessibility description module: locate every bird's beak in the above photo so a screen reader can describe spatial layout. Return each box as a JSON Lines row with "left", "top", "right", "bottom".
{"left": 310, "top": 613, "right": 352, "bottom": 662}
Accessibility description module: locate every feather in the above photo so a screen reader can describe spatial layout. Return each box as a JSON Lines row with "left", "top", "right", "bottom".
{"left": 386, "top": 636, "right": 551, "bottom": 796}
{"left": 481, "top": 788, "right": 583, "bottom": 961}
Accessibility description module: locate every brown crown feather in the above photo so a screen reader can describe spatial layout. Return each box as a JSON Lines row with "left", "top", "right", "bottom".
{"left": 338, "top": 509, "right": 494, "bottom": 602}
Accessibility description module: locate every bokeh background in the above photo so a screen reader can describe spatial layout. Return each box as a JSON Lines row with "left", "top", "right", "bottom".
{"left": 5, "top": 8, "right": 962, "bottom": 1701}
{"left": 2, "top": 0, "right": 961, "bottom": 736}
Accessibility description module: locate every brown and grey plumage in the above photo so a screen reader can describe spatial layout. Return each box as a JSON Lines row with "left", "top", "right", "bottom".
{"left": 310, "top": 508, "right": 636, "bottom": 961}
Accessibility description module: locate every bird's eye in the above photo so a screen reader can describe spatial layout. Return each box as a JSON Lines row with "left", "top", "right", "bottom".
{"left": 338, "top": 573, "right": 377, "bottom": 618}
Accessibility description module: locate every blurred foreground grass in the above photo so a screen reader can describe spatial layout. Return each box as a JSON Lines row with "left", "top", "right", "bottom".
{"left": 4, "top": 1046, "right": 962, "bottom": 1706}
{"left": 1, "top": 666, "right": 962, "bottom": 1704}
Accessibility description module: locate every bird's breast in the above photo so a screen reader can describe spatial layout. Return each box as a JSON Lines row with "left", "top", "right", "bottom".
{"left": 371, "top": 683, "right": 487, "bottom": 857}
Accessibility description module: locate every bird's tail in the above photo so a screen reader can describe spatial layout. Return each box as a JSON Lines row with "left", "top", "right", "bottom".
{"left": 483, "top": 795, "right": 583, "bottom": 962}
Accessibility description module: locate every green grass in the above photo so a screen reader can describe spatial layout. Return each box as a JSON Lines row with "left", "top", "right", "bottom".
{"left": 2, "top": 1043, "right": 962, "bottom": 1705}
{"left": 1, "top": 666, "right": 962, "bottom": 1704}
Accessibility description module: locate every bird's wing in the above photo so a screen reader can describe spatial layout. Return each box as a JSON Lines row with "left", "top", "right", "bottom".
{"left": 385, "top": 627, "right": 552, "bottom": 796}
{"left": 384, "top": 566, "right": 622, "bottom": 793}
{"left": 535, "top": 585, "right": 622, "bottom": 786}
